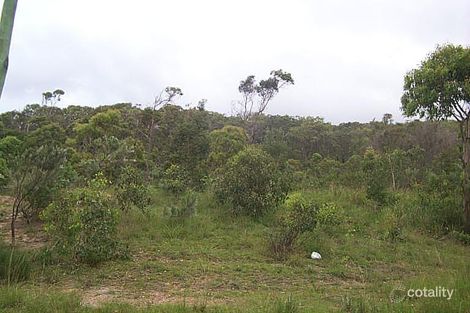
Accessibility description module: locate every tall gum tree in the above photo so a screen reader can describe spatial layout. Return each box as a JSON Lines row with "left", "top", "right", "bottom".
{"left": 0, "top": 0, "right": 18, "bottom": 100}
{"left": 401, "top": 44, "right": 470, "bottom": 232}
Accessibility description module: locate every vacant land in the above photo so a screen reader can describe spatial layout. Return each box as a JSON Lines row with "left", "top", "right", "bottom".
{"left": 1, "top": 187, "right": 469, "bottom": 313}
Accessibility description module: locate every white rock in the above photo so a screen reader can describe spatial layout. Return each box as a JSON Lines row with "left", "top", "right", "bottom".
{"left": 311, "top": 251, "right": 322, "bottom": 260}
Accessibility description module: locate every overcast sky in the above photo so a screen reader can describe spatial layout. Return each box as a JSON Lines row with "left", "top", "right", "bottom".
{"left": 0, "top": 0, "right": 468, "bottom": 123}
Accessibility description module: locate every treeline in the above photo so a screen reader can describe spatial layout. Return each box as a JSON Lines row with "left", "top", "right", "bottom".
{"left": 0, "top": 102, "right": 459, "bottom": 173}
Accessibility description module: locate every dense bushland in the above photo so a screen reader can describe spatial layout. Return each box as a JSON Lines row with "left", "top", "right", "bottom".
{"left": 0, "top": 101, "right": 465, "bottom": 254}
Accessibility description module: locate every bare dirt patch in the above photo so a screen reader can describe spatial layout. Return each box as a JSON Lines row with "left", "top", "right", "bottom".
{"left": 0, "top": 196, "right": 47, "bottom": 249}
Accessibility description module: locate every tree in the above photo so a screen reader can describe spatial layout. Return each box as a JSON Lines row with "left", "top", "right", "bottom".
{"left": 0, "top": 0, "right": 18, "bottom": 99}
{"left": 153, "top": 106, "right": 210, "bottom": 187}
{"left": 236, "top": 70, "right": 294, "bottom": 142}
{"left": 138, "top": 87, "right": 183, "bottom": 174}
{"left": 288, "top": 117, "right": 331, "bottom": 162}
{"left": 401, "top": 44, "right": 470, "bottom": 232}
{"left": 0, "top": 126, "right": 67, "bottom": 244}
{"left": 207, "top": 125, "right": 248, "bottom": 171}
{"left": 42, "top": 89, "right": 65, "bottom": 106}
{"left": 382, "top": 113, "right": 393, "bottom": 125}
{"left": 214, "top": 146, "right": 291, "bottom": 217}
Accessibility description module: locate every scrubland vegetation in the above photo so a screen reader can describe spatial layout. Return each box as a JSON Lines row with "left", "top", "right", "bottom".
{"left": 0, "top": 45, "right": 469, "bottom": 312}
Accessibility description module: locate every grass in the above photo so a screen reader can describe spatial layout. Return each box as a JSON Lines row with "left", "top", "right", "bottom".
{"left": 0, "top": 242, "right": 31, "bottom": 284}
{"left": 1, "top": 186, "right": 469, "bottom": 312}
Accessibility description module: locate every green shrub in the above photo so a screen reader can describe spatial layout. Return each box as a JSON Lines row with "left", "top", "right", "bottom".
{"left": 268, "top": 193, "right": 318, "bottom": 260}
{"left": 417, "top": 169, "right": 462, "bottom": 233}
{"left": 281, "top": 193, "right": 318, "bottom": 234}
{"left": 116, "top": 166, "right": 151, "bottom": 213}
{"left": 161, "top": 164, "right": 189, "bottom": 195}
{"left": 0, "top": 243, "right": 30, "bottom": 284}
{"left": 316, "top": 202, "right": 343, "bottom": 226}
{"left": 42, "top": 174, "right": 124, "bottom": 265}
{"left": 214, "top": 146, "right": 291, "bottom": 217}
{"left": 450, "top": 230, "right": 470, "bottom": 245}
{"left": 307, "top": 155, "right": 342, "bottom": 188}
{"left": 207, "top": 125, "right": 248, "bottom": 172}
{"left": 363, "top": 148, "right": 396, "bottom": 207}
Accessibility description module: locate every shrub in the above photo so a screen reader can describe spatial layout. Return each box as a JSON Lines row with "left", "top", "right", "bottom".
{"left": 268, "top": 193, "right": 318, "bottom": 260}
{"left": 42, "top": 174, "right": 123, "bottom": 265}
{"left": 116, "top": 166, "right": 151, "bottom": 213}
{"left": 161, "top": 164, "right": 189, "bottom": 195}
{"left": 0, "top": 243, "right": 30, "bottom": 284}
{"left": 207, "top": 125, "right": 248, "bottom": 171}
{"left": 363, "top": 148, "right": 396, "bottom": 207}
{"left": 281, "top": 193, "right": 318, "bottom": 233}
{"left": 214, "top": 146, "right": 291, "bottom": 217}
{"left": 417, "top": 170, "right": 462, "bottom": 233}
{"left": 307, "top": 155, "right": 342, "bottom": 188}
{"left": 317, "top": 202, "right": 343, "bottom": 226}
{"left": 450, "top": 231, "right": 470, "bottom": 245}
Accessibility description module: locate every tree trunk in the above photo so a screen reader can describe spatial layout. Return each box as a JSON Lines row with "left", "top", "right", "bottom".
{"left": 0, "top": 0, "right": 18, "bottom": 99}
{"left": 10, "top": 203, "right": 17, "bottom": 245}
{"left": 462, "top": 119, "right": 470, "bottom": 233}
{"left": 10, "top": 216, "right": 15, "bottom": 244}
{"left": 387, "top": 154, "right": 396, "bottom": 191}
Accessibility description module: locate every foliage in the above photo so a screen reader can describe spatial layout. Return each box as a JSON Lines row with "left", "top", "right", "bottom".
{"left": 0, "top": 135, "right": 21, "bottom": 188}
{"left": 362, "top": 148, "right": 395, "bottom": 207}
{"left": 0, "top": 125, "right": 68, "bottom": 242}
{"left": 268, "top": 193, "right": 318, "bottom": 260}
{"left": 401, "top": 44, "right": 470, "bottom": 121}
{"left": 237, "top": 70, "right": 294, "bottom": 121}
{"left": 73, "top": 136, "right": 144, "bottom": 182}
{"left": 289, "top": 117, "right": 331, "bottom": 161}
{"left": 115, "top": 166, "right": 150, "bottom": 213}
{"left": 161, "top": 164, "right": 189, "bottom": 195}
{"left": 450, "top": 230, "right": 470, "bottom": 245}
{"left": 340, "top": 155, "right": 365, "bottom": 187}
{"left": 401, "top": 44, "right": 470, "bottom": 232}
{"left": 418, "top": 171, "right": 462, "bottom": 233}
{"left": 42, "top": 174, "right": 123, "bottom": 265}
{"left": 307, "top": 154, "right": 342, "bottom": 187}
{"left": 152, "top": 106, "right": 210, "bottom": 188}
{"left": 208, "top": 125, "right": 248, "bottom": 171}
{"left": 281, "top": 193, "right": 318, "bottom": 234}
{"left": 214, "top": 146, "right": 291, "bottom": 217}
{"left": 316, "top": 202, "right": 343, "bottom": 226}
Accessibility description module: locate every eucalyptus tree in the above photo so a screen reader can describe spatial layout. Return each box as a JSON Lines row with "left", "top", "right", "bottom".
{"left": 401, "top": 44, "right": 470, "bottom": 232}
{"left": 237, "top": 70, "right": 294, "bottom": 142}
